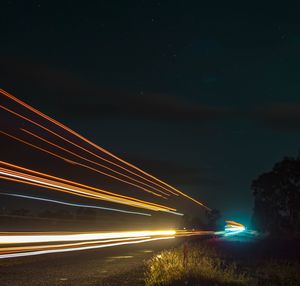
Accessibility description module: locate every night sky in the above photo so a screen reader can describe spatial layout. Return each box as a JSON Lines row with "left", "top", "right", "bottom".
{"left": 1, "top": 2, "right": 300, "bottom": 225}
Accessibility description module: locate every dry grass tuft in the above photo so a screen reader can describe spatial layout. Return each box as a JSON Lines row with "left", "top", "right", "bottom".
{"left": 144, "top": 244, "right": 250, "bottom": 286}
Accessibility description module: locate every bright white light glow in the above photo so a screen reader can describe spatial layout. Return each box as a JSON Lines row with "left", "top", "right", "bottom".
{"left": 0, "top": 230, "right": 176, "bottom": 244}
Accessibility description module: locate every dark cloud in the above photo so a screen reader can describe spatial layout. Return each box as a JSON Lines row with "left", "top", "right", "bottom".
{"left": 257, "top": 103, "right": 300, "bottom": 131}
{"left": 62, "top": 94, "right": 234, "bottom": 122}
{"left": 1, "top": 57, "right": 235, "bottom": 122}
{"left": 0, "top": 56, "right": 96, "bottom": 96}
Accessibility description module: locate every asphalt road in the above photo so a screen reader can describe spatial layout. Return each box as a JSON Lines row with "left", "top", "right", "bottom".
{"left": 0, "top": 237, "right": 182, "bottom": 286}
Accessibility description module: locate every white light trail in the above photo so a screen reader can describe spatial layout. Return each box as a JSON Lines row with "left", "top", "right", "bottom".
{"left": 0, "top": 236, "right": 175, "bottom": 259}
{"left": 0, "top": 230, "right": 176, "bottom": 244}
{"left": 0, "top": 193, "right": 151, "bottom": 216}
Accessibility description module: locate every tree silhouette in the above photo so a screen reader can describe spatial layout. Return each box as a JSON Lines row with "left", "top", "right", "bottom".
{"left": 180, "top": 214, "right": 206, "bottom": 229}
{"left": 206, "top": 209, "right": 221, "bottom": 229}
{"left": 252, "top": 153, "right": 300, "bottom": 236}
{"left": 179, "top": 209, "right": 221, "bottom": 230}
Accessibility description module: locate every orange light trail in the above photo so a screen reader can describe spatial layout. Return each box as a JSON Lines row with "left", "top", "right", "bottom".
{"left": 0, "top": 130, "right": 166, "bottom": 198}
{"left": 225, "top": 221, "right": 246, "bottom": 233}
{"left": 225, "top": 221, "right": 245, "bottom": 228}
{"left": 0, "top": 88, "right": 211, "bottom": 210}
{"left": 21, "top": 128, "right": 170, "bottom": 197}
{"left": 0, "top": 102, "right": 178, "bottom": 197}
{"left": 0, "top": 89, "right": 177, "bottom": 192}
{"left": 0, "top": 88, "right": 211, "bottom": 208}
{"left": 0, "top": 161, "right": 178, "bottom": 212}
{"left": 0, "top": 103, "right": 178, "bottom": 196}
{"left": 0, "top": 161, "right": 173, "bottom": 210}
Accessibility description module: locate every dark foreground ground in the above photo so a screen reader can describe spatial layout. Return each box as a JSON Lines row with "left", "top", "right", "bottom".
{"left": 0, "top": 238, "right": 181, "bottom": 286}
{"left": 209, "top": 233, "right": 300, "bottom": 285}
{"left": 209, "top": 230, "right": 300, "bottom": 262}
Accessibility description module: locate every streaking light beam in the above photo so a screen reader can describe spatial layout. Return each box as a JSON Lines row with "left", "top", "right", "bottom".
{"left": 0, "top": 193, "right": 151, "bottom": 216}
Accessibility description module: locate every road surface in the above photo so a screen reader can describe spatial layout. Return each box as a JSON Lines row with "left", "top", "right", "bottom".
{"left": 0, "top": 237, "right": 182, "bottom": 286}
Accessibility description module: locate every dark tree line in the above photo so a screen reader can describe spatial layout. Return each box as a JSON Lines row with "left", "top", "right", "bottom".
{"left": 180, "top": 209, "right": 221, "bottom": 230}
{"left": 252, "top": 153, "right": 300, "bottom": 236}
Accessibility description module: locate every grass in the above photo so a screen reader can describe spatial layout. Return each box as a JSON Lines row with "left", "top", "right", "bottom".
{"left": 144, "top": 242, "right": 300, "bottom": 286}
{"left": 144, "top": 244, "right": 251, "bottom": 286}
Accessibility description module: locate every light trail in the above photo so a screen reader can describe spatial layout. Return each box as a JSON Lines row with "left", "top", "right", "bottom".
{"left": 0, "top": 229, "right": 222, "bottom": 259}
{"left": 0, "top": 161, "right": 174, "bottom": 208}
{"left": 21, "top": 128, "right": 170, "bottom": 197}
{"left": 225, "top": 221, "right": 246, "bottom": 233}
{"left": 0, "top": 193, "right": 152, "bottom": 216}
{"left": 225, "top": 221, "right": 245, "bottom": 228}
{"left": 0, "top": 103, "right": 178, "bottom": 197}
{"left": 164, "top": 210, "right": 184, "bottom": 216}
{"left": 0, "top": 86, "right": 212, "bottom": 267}
{"left": 0, "top": 236, "right": 175, "bottom": 259}
{"left": 0, "top": 89, "right": 179, "bottom": 194}
{"left": 175, "top": 230, "right": 215, "bottom": 237}
{"left": 0, "top": 171, "right": 183, "bottom": 217}
{"left": 0, "top": 161, "right": 182, "bottom": 213}
{"left": 0, "top": 165, "right": 178, "bottom": 211}
{"left": 0, "top": 237, "right": 150, "bottom": 254}
{"left": 0, "top": 130, "right": 167, "bottom": 198}
{"left": 0, "top": 225, "right": 251, "bottom": 259}
{"left": 0, "top": 230, "right": 176, "bottom": 244}
{"left": 0, "top": 88, "right": 211, "bottom": 209}
{"left": 0, "top": 175, "right": 186, "bottom": 216}
{"left": 0, "top": 175, "right": 106, "bottom": 201}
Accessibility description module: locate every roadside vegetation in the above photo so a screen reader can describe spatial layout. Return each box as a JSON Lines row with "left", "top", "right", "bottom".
{"left": 144, "top": 242, "right": 300, "bottom": 286}
{"left": 145, "top": 243, "right": 251, "bottom": 286}
{"left": 252, "top": 153, "right": 300, "bottom": 238}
